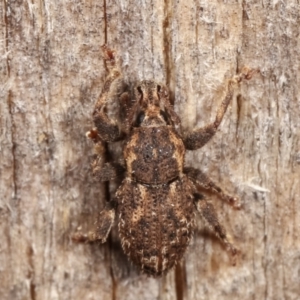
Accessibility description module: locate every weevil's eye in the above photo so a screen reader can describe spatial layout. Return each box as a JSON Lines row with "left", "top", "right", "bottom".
{"left": 159, "top": 110, "right": 169, "bottom": 124}
{"left": 135, "top": 111, "right": 145, "bottom": 126}
{"left": 157, "top": 85, "right": 161, "bottom": 93}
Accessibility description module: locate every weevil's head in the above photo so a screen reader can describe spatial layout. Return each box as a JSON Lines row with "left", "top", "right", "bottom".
{"left": 133, "top": 80, "right": 179, "bottom": 127}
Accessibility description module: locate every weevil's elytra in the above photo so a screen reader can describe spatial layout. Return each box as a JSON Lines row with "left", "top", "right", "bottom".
{"left": 72, "top": 45, "right": 257, "bottom": 276}
{"left": 117, "top": 176, "right": 194, "bottom": 275}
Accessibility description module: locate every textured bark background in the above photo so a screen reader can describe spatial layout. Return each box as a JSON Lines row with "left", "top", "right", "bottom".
{"left": 0, "top": 0, "right": 299, "bottom": 299}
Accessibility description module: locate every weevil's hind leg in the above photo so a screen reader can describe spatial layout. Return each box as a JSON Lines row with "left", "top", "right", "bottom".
{"left": 194, "top": 193, "right": 238, "bottom": 265}
{"left": 184, "top": 67, "right": 258, "bottom": 150}
{"left": 72, "top": 201, "right": 116, "bottom": 243}
{"left": 92, "top": 45, "right": 125, "bottom": 142}
{"left": 185, "top": 167, "right": 241, "bottom": 209}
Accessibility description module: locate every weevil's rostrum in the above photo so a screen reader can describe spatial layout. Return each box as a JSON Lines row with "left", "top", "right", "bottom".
{"left": 73, "top": 45, "right": 256, "bottom": 276}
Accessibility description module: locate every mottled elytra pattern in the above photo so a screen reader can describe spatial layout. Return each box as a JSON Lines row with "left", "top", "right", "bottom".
{"left": 118, "top": 176, "right": 194, "bottom": 276}
{"left": 72, "top": 45, "right": 257, "bottom": 276}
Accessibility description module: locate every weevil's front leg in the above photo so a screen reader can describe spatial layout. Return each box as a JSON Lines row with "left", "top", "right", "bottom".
{"left": 92, "top": 45, "right": 125, "bottom": 142}
{"left": 72, "top": 201, "right": 116, "bottom": 243}
{"left": 185, "top": 167, "right": 241, "bottom": 209}
{"left": 194, "top": 193, "right": 238, "bottom": 265}
{"left": 184, "top": 67, "right": 257, "bottom": 150}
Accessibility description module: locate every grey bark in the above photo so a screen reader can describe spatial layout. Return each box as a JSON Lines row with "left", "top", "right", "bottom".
{"left": 0, "top": 0, "right": 299, "bottom": 299}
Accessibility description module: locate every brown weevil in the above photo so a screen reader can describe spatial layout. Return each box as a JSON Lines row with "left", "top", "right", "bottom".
{"left": 73, "top": 45, "right": 256, "bottom": 276}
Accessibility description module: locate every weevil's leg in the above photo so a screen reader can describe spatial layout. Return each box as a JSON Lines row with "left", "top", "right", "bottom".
{"left": 72, "top": 201, "right": 116, "bottom": 243}
{"left": 194, "top": 193, "right": 237, "bottom": 264}
{"left": 93, "top": 45, "right": 125, "bottom": 142}
{"left": 184, "top": 67, "right": 257, "bottom": 150}
{"left": 93, "top": 162, "right": 125, "bottom": 181}
{"left": 185, "top": 167, "right": 241, "bottom": 209}
{"left": 119, "top": 91, "right": 132, "bottom": 135}
{"left": 86, "top": 128, "right": 125, "bottom": 181}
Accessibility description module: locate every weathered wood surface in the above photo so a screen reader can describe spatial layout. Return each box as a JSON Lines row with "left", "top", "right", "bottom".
{"left": 1, "top": 1, "right": 299, "bottom": 299}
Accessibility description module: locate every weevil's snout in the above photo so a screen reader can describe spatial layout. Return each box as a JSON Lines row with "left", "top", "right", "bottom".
{"left": 135, "top": 80, "right": 170, "bottom": 127}
{"left": 136, "top": 80, "right": 162, "bottom": 108}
